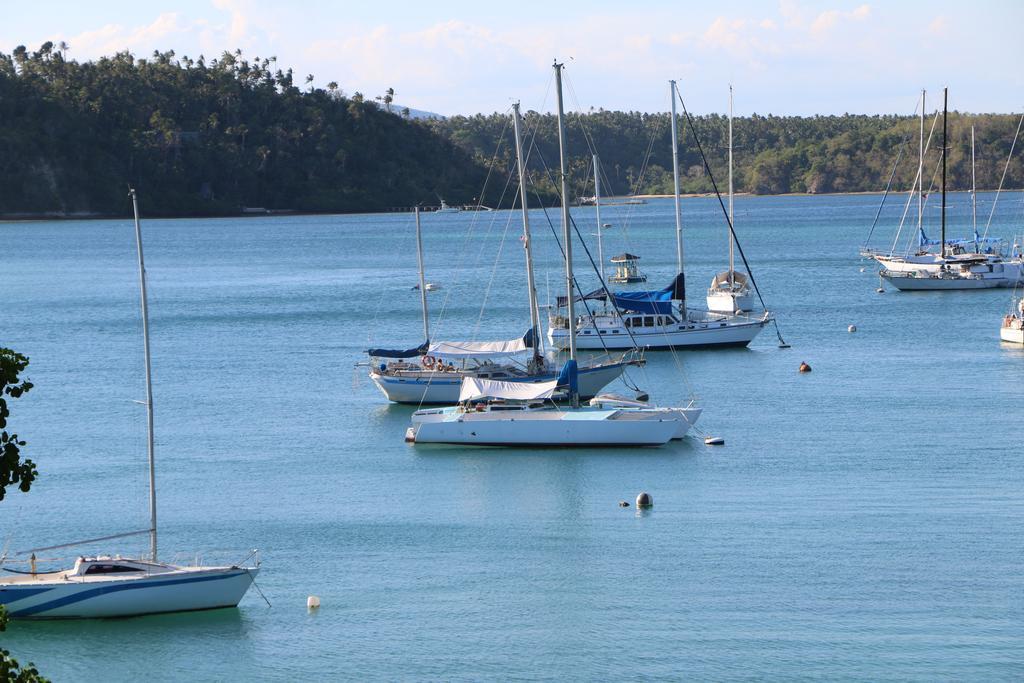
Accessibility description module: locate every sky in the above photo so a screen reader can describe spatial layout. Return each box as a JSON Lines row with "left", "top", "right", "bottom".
{"left": 3, "top": 0, "right": 1022, "bottom": 116}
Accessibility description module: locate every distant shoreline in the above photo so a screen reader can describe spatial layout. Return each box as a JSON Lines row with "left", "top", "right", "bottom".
{"left": 2, "top": 188, "right": 1019, "bottom": 222}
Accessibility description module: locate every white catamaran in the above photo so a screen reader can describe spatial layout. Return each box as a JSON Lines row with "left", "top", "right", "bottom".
{"left": 0, "top": 190, "right": 258, "bottom": 619}
{"left": 407, "top": 63, "right": 701, "bottom": 447}
{"left": 548, "top": 80, "right": 771, "bottom": 350}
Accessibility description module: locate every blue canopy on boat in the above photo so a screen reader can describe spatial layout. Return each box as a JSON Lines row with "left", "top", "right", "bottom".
{"left": 556, "top": 359, "right": 579, "bottom": 396}
{"left": 611, "top": 274, "right": 685, "bottom": 315}
{"left": 366, "top": 340, "right": 429, "bottom": 358}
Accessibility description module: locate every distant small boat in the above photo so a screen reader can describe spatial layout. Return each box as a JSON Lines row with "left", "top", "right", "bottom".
{"left": 434, "top": 199, "right": 461, "bottom": 213}
{"left": 607, "top": 253, "right": 647, "bottom": 284}
{"left": 412, "top": 283, "right": 441, "bottom": 291}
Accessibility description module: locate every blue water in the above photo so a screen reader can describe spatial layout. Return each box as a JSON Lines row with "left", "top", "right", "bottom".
{"left": 2, "top": 193, "right": 1023, "bottom": 680}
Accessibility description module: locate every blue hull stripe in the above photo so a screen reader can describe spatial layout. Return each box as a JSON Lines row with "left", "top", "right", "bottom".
{"left": 11, "top": 570, "right": 248, "bottom": 617}
{"left": 0, "top": 586, "right": 57, "bottom": 605}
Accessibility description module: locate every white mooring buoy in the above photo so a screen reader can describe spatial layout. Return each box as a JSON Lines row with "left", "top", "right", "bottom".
{"left": 704, "top": 436, "right": 725, "bottom": 446}
{"left": 307, "top": 595, "right": 321, "bottom": 609}
{"left": 848, "top": 324, "right": 857, "bottom": 333}
{"left": 636, "top": 492, "right": 653, "bottom": 508}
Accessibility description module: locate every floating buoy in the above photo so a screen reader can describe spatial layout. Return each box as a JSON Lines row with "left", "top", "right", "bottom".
{"left": 634, "top": 391, "right": 649, "bottom": 402}
{"left": 848, "top": 324, "right": 857, "bottom": 333}
{"left": 704, "top": 436, "right": 725, "bottom": 445}
{"left": 619, "top": 500, "right": 630, "bottom": 508}
{"left": 859, "top": 267, "right": 865, "bottom": 273}
{"left": 307, "top": 595, "right": 321, "bottom": 609}
{"left": 876, "top": 287, "right": 885, "bottom": 294}
{"left": 799, "top": 361, "right": 812, "bottom": 373}
{"left": 636, "top": 492, "right": 653, "bottom": 508}
{"left": 404, "top": 427, "right": 416, "bottom": 443}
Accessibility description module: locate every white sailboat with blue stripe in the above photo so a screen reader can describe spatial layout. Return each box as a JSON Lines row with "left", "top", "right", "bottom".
{"left": 0, "top": 190, "right": 258, "bottom": 619}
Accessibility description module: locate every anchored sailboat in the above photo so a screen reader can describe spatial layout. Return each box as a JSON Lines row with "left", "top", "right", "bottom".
{"left": 407, "top": 62, "right": 700, "bottom": 447}
{"left": 707, "top": 86, "right": 754, "bottom": 313}
{"left": 548, "top": 79, "right": 771, "bottom": 350}
{"left": 0, "top": 190, "right": 258, "bottom": 619}
{"left": 881, "top": 89, "right": 1024, "bottom": 290}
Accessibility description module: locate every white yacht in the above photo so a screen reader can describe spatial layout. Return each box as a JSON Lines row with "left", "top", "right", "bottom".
{"left": 1000, "top": 297, "right": 1024, "bottom": 344}
{"left": 706, "top": 86, "right": 754, "bottom": 314}
{"left": 548, "top": 80, "right": 770, "bottom": 351}
{"left": 0, "top": 190, "right": 257, "bottom": 620}
{"left": 881, "top": 91, "right": 1024, "bottom": 291}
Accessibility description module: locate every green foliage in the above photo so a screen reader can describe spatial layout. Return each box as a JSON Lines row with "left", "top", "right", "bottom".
{"left": 0, "top": 45, "right": 486, "bottom": 216}
{"left": 0, "top": 349, "right": 35, "bottom": 502}
{"left": 429, "top": 109, "right": 1024, "bottom": 199}
{"left": 0, "top": 605, "right": 49, "bottom": 682}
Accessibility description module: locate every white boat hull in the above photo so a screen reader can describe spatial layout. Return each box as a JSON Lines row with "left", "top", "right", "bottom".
{"left": 0, "top": 566, "right": 257, "bottom": 619}
{"left": 880, "top": 272, "right": 1005, "bottom": 290}
{"left": 1001, "top": 327, "right": 1024, "bottom": 344}
{"left": 409, "top": 408, "right": 680, "bottom": 446}
{"left": 370, "top": 362, "right": 627, "bottom": 404}
{"left": 549, "top": 316, "right": 768, "bottom": 350}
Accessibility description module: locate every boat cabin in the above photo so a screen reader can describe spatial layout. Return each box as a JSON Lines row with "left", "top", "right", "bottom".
{"left": 608, "top": 253, "right": 647, "bottom": 283}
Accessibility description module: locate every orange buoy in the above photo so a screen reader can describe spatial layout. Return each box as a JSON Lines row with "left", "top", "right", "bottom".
{"left": 798, "top": 361, "right": 812, "bottom": 373}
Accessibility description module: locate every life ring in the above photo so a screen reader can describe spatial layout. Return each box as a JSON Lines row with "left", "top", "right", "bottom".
{"left": 421, "top": 355, "right": 436, "bottom": 369}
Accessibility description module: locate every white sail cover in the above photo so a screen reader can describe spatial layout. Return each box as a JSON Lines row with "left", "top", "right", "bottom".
{"left": 458, "top": 377, "right": 558, "bottom": 402}
{"left": 429, "top": 338, "right": 530, "bottom": 359}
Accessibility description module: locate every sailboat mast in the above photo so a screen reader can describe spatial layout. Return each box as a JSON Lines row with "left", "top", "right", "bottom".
{"left": 669, "top": 80, "right": 684, "bottom": 273}
{"left": 593, "top": 154, "right": 606, "bottom": 287}
{"left": 130, "top": 189, "right": 157, "bottom": 563}
{"left": 728, "top": 84, "right": 735, "bottom": 280}
{"left": 971, "top": 124, "right": 978, "bottom": 248}
{"left": 554, "top": 61, "right": 578, "bottom": 393}
{"left": 511, "top": 102, "right": 544, "bottom": 358}
{"left": 941, "top": 87, "right": 947, "bottom": 257}
{"left": 919, "top": 89, "right": 925, "bottom": 240}
{"left": 414, "top": 207, "right": 430, "bottom": 341}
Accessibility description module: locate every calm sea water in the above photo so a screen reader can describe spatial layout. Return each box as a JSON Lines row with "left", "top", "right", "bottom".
{"left": 2, "top": 193, "right": 1022, "bottom": 680}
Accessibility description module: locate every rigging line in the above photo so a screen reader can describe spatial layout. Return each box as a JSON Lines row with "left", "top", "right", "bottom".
{"left": 471, "top": 178, "right": 518, "bottom": 341}
{"left": 674, "top": 90, "right": 767, "bottom": 309}
{"left": 983, "top": 111, "right": 1024, "bottom": 238}
{"left": 890, "top": 108, "right": 941, "bottom": 256}
{"left": 527, "top": 134, "right": 678, "bottom": 396}
{"left": 863, "top": 117, "right": 914, "bottom": 249}
{"left": 674, "top": 87, "right": 788, "bottom": 348}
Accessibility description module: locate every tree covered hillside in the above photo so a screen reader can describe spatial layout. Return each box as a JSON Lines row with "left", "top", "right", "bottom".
{"left": 0, "top": 43, "right": 486, "bottom": 216}
{"left": 430, "top": 108, "right": 1024, "bottom": 200}
{"left": 2, "top": 43, "right": 1021, "bottom": 217}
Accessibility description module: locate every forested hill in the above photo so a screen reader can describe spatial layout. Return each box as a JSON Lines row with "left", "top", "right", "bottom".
{"left": 431, "top": 108, "right": 1024, "bottom": 200}
{"left": 0, "top": 44, "right": 486, "bottom": 216}
{"left": 1, "top": 44, "right": 1021, "bottom": 218}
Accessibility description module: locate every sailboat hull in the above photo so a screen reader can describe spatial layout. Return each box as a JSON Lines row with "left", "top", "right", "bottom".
{"left": 0, "top": 567, "right": 257, "bottom": 619}
{"left": 548, "top": 317, "right": 768, "bottom": 350}
{"left": 409, "top": 409, "right": 680, "bottom": 446}
{"left": 370, "top": 361, "right": 628, "bottom": 404}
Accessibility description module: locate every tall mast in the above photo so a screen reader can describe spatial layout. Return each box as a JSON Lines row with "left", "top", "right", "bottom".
{"left": 728, "top": 84, "right": 735, "bottom": 281}
{"left": 414, "top": 207, "right": 430, "bottom": 341}
{"left": 511, "top": 102, "right": 544, "bottom": 359}
{"left": 593, "top": 154, "right": 606, "bottom": 287}
{"left": 919, "top": 89, "right": 925, "bottom": 243}
{"left": 941, "top": 87, "right": 947, "bottom": 258}
{"left": 554, "top": 61, "right": 578, "bottom": 405}
{"left": 130, "top": 189, "right": 157, "bottom": 563}
{"left": 669, "top": 80, "right": 684, "bottom": 273}
{"left": 971, "top": 124, "right": 978, "bottom": 249}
